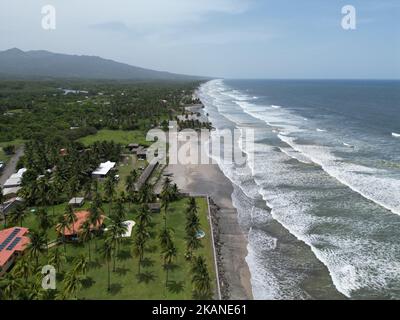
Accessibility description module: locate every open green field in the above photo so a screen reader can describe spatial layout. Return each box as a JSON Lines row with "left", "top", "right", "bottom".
{"left": 78, "top": 129, "right": 151, "bottom": 147}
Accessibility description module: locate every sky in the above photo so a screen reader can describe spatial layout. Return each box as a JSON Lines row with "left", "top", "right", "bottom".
{"left": 0, "top": 0, "right": 399, "bottom": 79}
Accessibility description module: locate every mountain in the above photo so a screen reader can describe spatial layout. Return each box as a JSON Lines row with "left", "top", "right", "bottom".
{"left": 0, "top": 48, "right": 207, "bottom": 81}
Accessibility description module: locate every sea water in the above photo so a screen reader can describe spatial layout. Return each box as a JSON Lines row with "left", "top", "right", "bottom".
{"left": 198, "top": 79, "right": 400, "bottom": 300}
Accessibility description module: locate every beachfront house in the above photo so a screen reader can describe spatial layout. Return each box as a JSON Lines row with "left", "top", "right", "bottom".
{"left": 57, "top": 210, "right": 105, "bottom": 241}
{"left": 0, "top": 227, "right": 30, "bottom": 277}
{"left": 92, "top": 161, "right": 116, "bottom": 179}
{"left": 3, "top": 168, "right": 27, "bottom": 188}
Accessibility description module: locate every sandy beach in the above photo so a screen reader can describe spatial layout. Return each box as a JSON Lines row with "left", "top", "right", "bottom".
{"left": 165, "top": 132, "right": 253, "bottom": 300}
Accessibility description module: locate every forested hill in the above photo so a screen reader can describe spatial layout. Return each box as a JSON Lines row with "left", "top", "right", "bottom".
{"left": 0, "top": 48, "right": 207, "bottom": 81}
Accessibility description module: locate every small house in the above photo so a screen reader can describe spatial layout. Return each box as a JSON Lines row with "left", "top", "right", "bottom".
{"left": 92, "top": 161, "right": 116, "bottom": 179}
{"left": 68, "top": 197, "right": 85, "bottom": 207}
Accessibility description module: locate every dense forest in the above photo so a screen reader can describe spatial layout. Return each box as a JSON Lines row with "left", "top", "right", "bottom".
{"left": 0, "top": 80, "right": 201, "bottom": 142}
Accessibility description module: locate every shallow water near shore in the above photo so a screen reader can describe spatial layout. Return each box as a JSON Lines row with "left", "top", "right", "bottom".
{"left": 198, "top": 79, "right": 400, "bottom": 300}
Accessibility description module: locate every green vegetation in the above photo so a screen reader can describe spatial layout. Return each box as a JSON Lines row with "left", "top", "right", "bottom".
{"left": 79, "top": 129, "right": 149, "bottom": 147}
{"left": 0, "top": 79, "right": 216, "bottom": 300}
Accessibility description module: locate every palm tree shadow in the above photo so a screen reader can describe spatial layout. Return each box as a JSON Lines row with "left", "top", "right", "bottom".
{"left": 89, "top": 259, "right": 102, "bottom": 269}
{"left": 136, "top": 271, "right": 156, "bottom": 284}
{"left": 140, "top": 257, "right": 155, "bottom": 268}
{"left": 146, "top": 245, "right": 158, "bottom": 253}
{"left": 167, "top": 280, "right": 185, "bottom": 294}
{"left": 109, "top": 283, "right": 123, "bottom": 295}
{"left": 81, "top": 276, "right": 96, "bottom": 289}
{"left": 164, "top": 263, "right": 180, "bottom": 272}
{"left": 115, "top": 267, "right": 130, "bottom": 276}
{"left": 117, "top": 249, "right": 132, "bottom": 261}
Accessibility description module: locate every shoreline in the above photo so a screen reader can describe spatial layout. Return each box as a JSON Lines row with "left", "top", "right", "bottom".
{"left": 165, "top": 127, "right": 253, "bottom": 300}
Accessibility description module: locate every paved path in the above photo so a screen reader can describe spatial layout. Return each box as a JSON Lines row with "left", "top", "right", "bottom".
{"left": 0, "top": 146, "right": 24, "bottom": 187}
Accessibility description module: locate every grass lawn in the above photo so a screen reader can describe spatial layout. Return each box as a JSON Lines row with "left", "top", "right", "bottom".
{"left": 26, "top": 197, "right": 216, "bottom": 300}
{"left": 115, "top": 154, "right": 147, "bottom": 193}
{"left": 78, "top": 129, "right": 151, "bottom": 147}
{"left": 0, "top": 139, "right": 25, "bottom": 162}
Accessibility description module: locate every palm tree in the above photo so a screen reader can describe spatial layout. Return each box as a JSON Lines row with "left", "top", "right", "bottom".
{"left": 191, "top": 256, "right": 212, "bottom": 299}
{"left": 185, "top": 228, "right": 202, "bottom": 260}
{"left": 48, "top": 247, "right": 66, "bottom": 273}
{"left": 186, "top": 197, "right": 198, "bottom": 216}
{"left": 133, "top": 222, "right": 150, "bottom": 275}
{"left": 12, "top": 256, "right": 33, "bottom": 285}
{"left": 27, "top": 230, "right": 47, "bottom": 268}
{"left": 137, "top": 183, "right": 155, "bottom": 204}
{"left": 73, "top": 254, "right": 89, "bottom": 277}
{"left": 89, "top": 204, "right": 103, "bottom": 249}
{"left": 9, "top": 205, "right": 27, "bottom": 227}
{"left": 64, "top": 205, "right": 76, "bottom": 236}
{"left": 114, "top": 199, "right": 127, "bottom": 220}
{"left": 37, "top": 208, "right": 53, "bottom": 251}
{"left": 162, "top": 240, "right": 177, "bottom": 287}
{"left": 80, "top": 220, "right": 93, "bottom": 261}
{"left": 47, "top": 184, "right": 59, "bottom": 217}
{"left": 102, "top": 239, "right": 113, "bottom": 292}
{"left": 104, "top": 175, "right": 117, "bottom": 214}
{"left": 159, "top": 227, "right": 173, "bottom": 252}
{"left": 62, "top": 269, "right": 82, "bottom": 300}
{"left": 0, "top": 273, "right": 23, "bottom": 300}
{"left": 137, "top": 204, "right": 152, "bottom": 228}
{"left": 57, "top": 215, "right": 70, "bottom": 253}
{"left": 68, "top": 175, "right": 80, "bottom": 203}
{"left": 185, "top": 209, "right": 200, "bottom": 234}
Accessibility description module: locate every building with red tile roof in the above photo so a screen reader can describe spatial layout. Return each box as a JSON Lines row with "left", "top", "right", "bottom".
{"left": 57, "top": 210, "right": 105, "bottom": 239}
{"left": 0, "top": 227, "right": 30, "bottom": 276}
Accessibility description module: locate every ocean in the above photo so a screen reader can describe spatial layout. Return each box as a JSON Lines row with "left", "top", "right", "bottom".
{"left": 197, "top": 79, "right": 400, "bottom": 300}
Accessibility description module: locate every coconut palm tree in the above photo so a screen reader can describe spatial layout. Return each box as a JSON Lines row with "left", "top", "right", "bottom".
{"left": 191, "top": 256, "right": 212, "bottom": 299}
{"left": 104, "top": 175, "right": 117, "bottom": 214}
{"left": 137, "top": 183, "right": 155, "bottom": 204}
{"left": 162, "top": 240, "right": 177, "bottom": 287}
{"left": 102, "top": 239, "right": 113, "bottom": 292}
{"left": 57, "top": 214, "right": 70, "bottom": 253}
{"left": 62, "top": 269, "right": 82, "bottom": 300}
{"left": 185, "top": 228, "right": 202, "bottom": 260}
{"left": 12, "top": 256, "right": 33, "bottom": 285}
{"left": 80, "top": 220, "right": 93, "bottom": 261}
{"left": 64, "top": 205, "right": 76, "bottom": 234}
{"left": 89, "top": 203, "right": 103, "bottom": 249}
{"left": 73, "top": 254, "right": 89, "bottom": 277}
{"left": 27, "top": 230, "right": 47, "bottom": 268}
{"left": 0, "top": 272, "right": 23, "bottom": 300}
{"left": 114, "top": 198, "right": 127, "bottom": 221}
{"left": 137, "top": 204, "right": 152, "bottom": 228}
{"left": 48, "top": 247, "right": 67, "bottom": 273}
{"left": 9, "top": 205, "right": 27, "bottom": 227}
{"left": 159, "top": 226, "right": 173, "bottom": 252}
{"left": 133, "top": 221, "right": 150, "bottom": 275}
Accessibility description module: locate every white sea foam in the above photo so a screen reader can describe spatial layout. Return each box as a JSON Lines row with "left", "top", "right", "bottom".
{"left": 199, "top": 79, "right": 400, "bottom": 299}
{"left": 392, "top": 132, "right": 400, "bottom": 138}
{"left": 316, "top": 128, "right": 327, "bottom": 132}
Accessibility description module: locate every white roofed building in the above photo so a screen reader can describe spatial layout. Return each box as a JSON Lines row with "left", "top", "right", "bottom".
{"left": 92, "top": 161, "right": 116, "bottom": 179}
{"left": 3, "top": 168, "right": 27, "bottom": 188}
